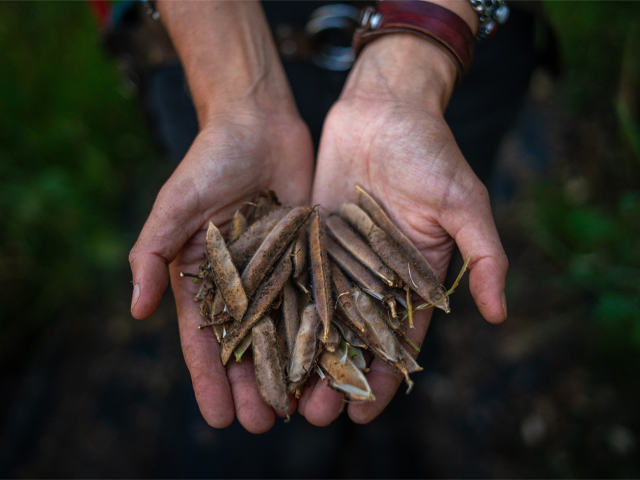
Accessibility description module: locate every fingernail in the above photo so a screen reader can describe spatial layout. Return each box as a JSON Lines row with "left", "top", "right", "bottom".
{"left": 501, "top": 291, "right": 507, "bottom": 319}
{"left": 131, "top": 283, "right": 140, "bottom": 313}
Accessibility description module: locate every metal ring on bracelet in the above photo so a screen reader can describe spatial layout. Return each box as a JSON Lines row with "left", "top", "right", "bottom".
{"left": 468, "top": 0, "right": 509, "bottom": 39}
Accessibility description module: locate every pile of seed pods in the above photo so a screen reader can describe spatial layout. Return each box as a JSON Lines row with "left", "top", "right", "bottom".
{"left": 183, "top": 185, "right": 462, "bottom": 415}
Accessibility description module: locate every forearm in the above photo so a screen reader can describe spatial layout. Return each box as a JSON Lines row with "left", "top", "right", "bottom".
{"left": 157, "top": 0, "right": 295, "bottom": 125}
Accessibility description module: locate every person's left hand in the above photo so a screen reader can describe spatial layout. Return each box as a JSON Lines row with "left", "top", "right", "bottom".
{"left": 300, "top": 34, "right": 508, "bottom": 426}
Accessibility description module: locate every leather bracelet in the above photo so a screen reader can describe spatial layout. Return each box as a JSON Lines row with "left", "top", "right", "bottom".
{"left": 353, "top": 1, "right": 476, "bottom": 84}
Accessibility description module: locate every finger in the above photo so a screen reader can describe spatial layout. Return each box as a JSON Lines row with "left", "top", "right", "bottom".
{"left": 171, "top": 264, "right": 235, "bottom": 429}
{"left": 299, "top": 375, "right": 345, "bottom": 427}
{"left": 349, "top": 309, "right": 431, "bottom": 423}
{"left": 130, "top": 181, "right": 202, "bottom": 319}
{"left": 441, "top": 182, "right": 508, "bottom": 324}
{"left": 226, "top": 353, "right": 276, "bottom": 434}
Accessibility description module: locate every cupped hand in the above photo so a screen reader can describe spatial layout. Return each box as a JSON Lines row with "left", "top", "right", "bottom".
{"left": 300, "top": 35, "right": 508, "bottom": 426}
{"left": 129, "top": 107, "right": 315, "bottom": 433}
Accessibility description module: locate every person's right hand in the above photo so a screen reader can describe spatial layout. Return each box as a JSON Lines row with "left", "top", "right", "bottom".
{"left": 130, "top": 103, "right": 315, "bottom": 433}
{"left": 129, "top": 0, "right": 315, "bottom": 433}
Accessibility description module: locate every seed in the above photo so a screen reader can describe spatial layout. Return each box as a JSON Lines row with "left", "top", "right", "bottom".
{"left": 288, "top": 303, "right": 322, "bottom": 397}
{"left": 252, "top": 315, "right": 289, "bottom": 413}
{"left": 318, "top": 348, "right": 375, "bottom": 402}
{"left": 309, "top": 207, "right": 333, "bottom": 341}
{"left": 241, "top": 206, "right": 312, "bottom": 298}
{"left": 325, "top": 214, "right": 400, "bottom": 288}
{"left": 228, "top": 207, "right": 290, "bottom": 269}
{"left": 221, "top": 252, "right": 293, "bottom": 365}
{"left": 229, "top": 209, "right": 248, "bottom": 243}
{"left": 206, "top": 222, "right": 248, "bottom": 321}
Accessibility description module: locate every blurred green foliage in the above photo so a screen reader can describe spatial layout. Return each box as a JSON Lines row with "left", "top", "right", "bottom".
{"left": 0, "top": 2, "right": 157, "bottom": 358}
{"left": 530, "top": 4, "right": 640, "bottom": 351}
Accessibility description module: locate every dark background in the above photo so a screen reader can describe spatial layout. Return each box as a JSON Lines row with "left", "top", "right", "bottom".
{"left": 1, "top": 1, "right": 640, "bottom": 478}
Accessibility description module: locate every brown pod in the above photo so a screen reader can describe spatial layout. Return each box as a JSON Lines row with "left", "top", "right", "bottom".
{"left": 241, "top": 206, "right": 312, "bottom": 299}
{"left": 333, "top": 318, "right": 367, "bottom": 349}
{"left": 291, "top": 228, "right": 308, "bottom": 279}
{"left": 324, "top": 323, "right": 341, "bottom": 353}
{"left": 325, "top": 215, "right": 401, "bottom": 288}
{"left": 206, "top": 222, "right": 248, "bottom": 321}
{"left": 194, "top": 279, "right": 213, "bottom": 302}
{"left": 341, "top": 203, "right": 447, "bottom": 311}
{"left": 212, "top": 289, "right": 225, "bottom": 316}
{"left": 276, "top": 317, "right": 290, "bottom": 369}
{"left": 221, "top": 253, "right": 293, "bottom": 365}
{"left": 353, "top": 187, "right": 449, "bottom": 311}
{"left": 229, "top": 209, "right": 248, "bottom": 243}
{"left": 212, "top": 324, "right": 225, "bottom": 343}
{"left": 252, "top": 316, "right": 289, "bottom": 413}
{"left": 309, "top": 208, "right": 333, "bottom": 341}
{"left": 288, "top": 303, "right": 322, "bottom": 397}
{"left": 228, "top": 207, "right": 290, "bottom": 269}
{"left": 252, "top": 190, "right": 281, "bottom": 222}
{"left": 281, "top": 280, "right": 300, "bottom": 355}
{"left": 318, "top": 349, "right": 375, "bottom": 402}
{"left": 199, "top": 288, "right": 215, "bottom": 323}
{"left": 329, "top": 261, "right": 365, "bottom": 331}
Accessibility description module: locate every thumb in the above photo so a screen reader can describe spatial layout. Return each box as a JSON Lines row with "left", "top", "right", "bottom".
{"left": 129, "top": 181, "right": 201, "bottom": 319}
{"left": 441, "top": 182, "right": 508, "bottom": 324}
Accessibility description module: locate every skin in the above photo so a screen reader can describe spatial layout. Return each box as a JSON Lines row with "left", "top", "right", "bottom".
{"left": 130, "top": 0, "right": 507, "bottom": 432}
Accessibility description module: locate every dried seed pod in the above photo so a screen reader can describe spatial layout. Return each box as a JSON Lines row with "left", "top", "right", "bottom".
{"left": 281, "top": 281, "right": 300, "bottom": 355}
{"left": 194, "top": 279, "right": 213, "bottom": 302}
{"left": 206, "top": 222, "right": 248, "bottom": 321}
{"left": 333, "top": 318, "right": 367, "bottom": 349}
{"left": 309, "top": 207, "right": 333, "bottom": 341}
{"left": 221, "top": 253, "right": 293, "bottom": 365}
{"left": 329, "top": 261, "right": 366, "bottom": 331}
{"left": 234, "top": 332, "right": 253, "bottom": 362}
{"left": 354, "top": 187, "right": 450, "bottom": 311}
{"left": 288, "top": 303, "right": 322, "bottom": 397}
{"left": 276, "top": 317, "right": 290, "bottom": 368}
{"left": 325, "top": 215, "right": 401, "bottom": 288}
{"left": 212, "top": 290, "right": 225, "bottom": 316}
{"left": 229, "top": 209, "right": 248, "bottom": 243}
{"left": 253, "top": 316, "right": 289, "bottom": 413}
{"left": 213, "top": 324, "right": 225, "bottom": 343}
{"left": 324, "top": 323, "right": 341, "bottom": 353}
{"left": 241, "top": 206, "right": 312, "bottom": 298}
{"left": 199, "top": 288, "right": 215, "bottom": 323}
{"left": 318, "top": 348, "right": 375, "bottom": 402}
{"left": 252, "top": 190, "right": 281, "bottom": 222}
{"left": 228, "top": 207, "right": 290, "bottom": 269}
{"left": 291, "top": 228, "right": 308, "bottom": 279}
{"left": 346, "top": 343, "right": 367, "bottom": 371}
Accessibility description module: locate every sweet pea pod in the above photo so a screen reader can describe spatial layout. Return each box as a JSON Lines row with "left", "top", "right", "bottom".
{"left": 288, "top": 303, "right": 322, "bottom": 397}
{"left": 318, "top": 348, "right": 375, "bottom": 402}
{"left": 309, "top": 207, "right": 333, "bottom": 341}
{"left": 291, "top": 228, "right": 308, "bottom": 279}
{"left": 329, "top": 261, "right": 366, "bottom": 331}
{"left": 333, "top": 317, "right": 367, "bottom": 349}
{"left": 281, "top": 280, "right": 300, "bottom": 355}
{"left": 253, "top": 315, "right": 289, "bottom": 413}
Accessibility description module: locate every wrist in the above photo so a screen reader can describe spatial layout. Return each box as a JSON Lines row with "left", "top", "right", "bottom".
{"left": 344, "top": 33, "right": 458, "bottom": 114}
{"left": 158, "top": 0, "right": 297, "bottom": 125}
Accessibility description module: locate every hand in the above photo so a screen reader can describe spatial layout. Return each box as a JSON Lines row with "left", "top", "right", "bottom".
{"left": 302, "top": 34, "right": 508, "bottom": 426}
{"left": 129, "top": 0, "right": 315, "bottom": 433}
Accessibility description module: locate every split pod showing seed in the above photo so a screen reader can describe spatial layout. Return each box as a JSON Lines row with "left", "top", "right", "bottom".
{"left": 241, "top": 206, "right": 312, "bottom": 299}
{"left": 309, "top": 207, "right": 333, "bottom": 341}
{"left": 221, "top": 252, "right": 293, "bottom": 365}
{"left": 340, "top": 203, "right": 448, "bottom": 313}
{"left": 318, "top": 348, "right": 375, "bottom": 402}
{"left": 325, "top": 214, "right": 401, "bottom": 288}
{"left": 228, "top": 207, "right": 290, "bottom": 269}
{"left": 288, "top": 303, "right": 322, "bottom": 397}
{"left": 206, "top": 222, "right": 248, "bottom": 321}
{"left": 253, "top": 315, "right": 289, "bottom": 413}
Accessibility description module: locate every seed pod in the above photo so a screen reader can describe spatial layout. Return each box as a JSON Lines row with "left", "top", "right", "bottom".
{"left": 213, "top": 324, "right": 225, "bottom": 343}
{"left": 229, "top": 209, "right": 248, "bottom": 243}
{"left": 329, "top": 261, "right": 365, "bottom": 331}
{"left": 276, "top": 317, "right": 290, "bottom": 369}
{"left": 318, "top": 349, "right": 375, "bottom": 402}
{"left": 395, "top": 346, "right": 423, "bottom": 393}
{"left": 309, "top": 208, "right": 333, "bottom": 341}
{"left": 241, "top": 206, "right": 312, "bottom": 298}
{"left": 206, "top": 222, "right": 248, "bottom": 321}
{"left": 340, "top": 203, "right": 448, "bottom": 312}
{"left": 291, "top": 228, "right": 308, "bottom": 279}
{"left": 354, "top": 187, "right": 450, "bottom": 311}
{"left": 281, "top": 280, "right": 300, "bottom": 355}
{"left": 325, "top": 215, "right": 401, "bottom": 288}
{"left": 288, "top": 303, "right": 322, "bottom": 397}
{"left": 212, "top": 290, "right": 225, "bottom": 316}
{"left": 228, "top": 207, "right": 290, "bottom": 269}
{"left": 199, "top": 288, "right": 215, "bottom": 323}
{"left": 252, "top": 190, "right": 281, "bottom": 222}
{"left": 324, "top": 323, "right": 340, "bottom": 353}
{"left": 346, "top": 343, "right": 367, "bottom": 371}
{"left": 252, "top": 316, "right": 289, "bottom": 413}
{"left": 194, "top": 279, "right": 213, "bottom": 302}
{"left": 333, "top": 317, "right": 367, "bottom": 349}
{"left": 221, "top": 253, "right": 293, "bottom": 365}
{"left": 234, "top": 332, "right": 253, "bottom": 362}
